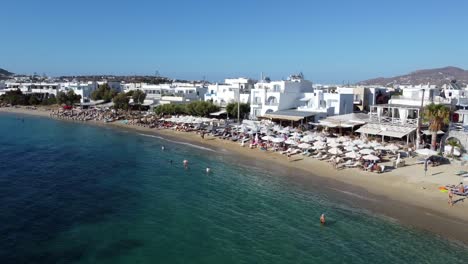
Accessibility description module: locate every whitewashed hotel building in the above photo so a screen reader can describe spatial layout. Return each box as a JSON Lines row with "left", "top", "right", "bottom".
{"left": 205, "top": 78, "right": 254, "bottom": 106}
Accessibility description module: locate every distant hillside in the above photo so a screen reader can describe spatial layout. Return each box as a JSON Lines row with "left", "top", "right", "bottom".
{"left": 0, "top": 68, "right": 14, "bottom": 80}
{"left": 358, "top": 66, "right": 468, "bottom": 87}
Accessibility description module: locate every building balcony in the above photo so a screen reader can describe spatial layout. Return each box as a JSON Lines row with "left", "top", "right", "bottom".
{"left": 368, "top": 113, "right": 418, "bottom": 127}
{"left": 265, "top": 102, "right": 279, "bottom": 106}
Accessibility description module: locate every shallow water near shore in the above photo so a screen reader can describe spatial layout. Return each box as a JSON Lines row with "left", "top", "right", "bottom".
{"left": 1, "top": 113, "right": 467, "bottom": 263}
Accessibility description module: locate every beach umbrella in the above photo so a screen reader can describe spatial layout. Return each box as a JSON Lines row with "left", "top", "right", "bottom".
{"left": 262, "top": 135, "right": 274, "bottom": 141}
{"left": 313, "top": 141, "right": 327, "bottom": 147}
{"left": 271, "top": 137, "right": 285, "bottom": 143}
{"left": 353, "top": 139, "right": 365, "bottom": 145}
{"left": 344, "top": 146, "right": 358, "bottom": 151}
{"left": 337, "top": 136, "right": 349, "bottom": 142}
{"left": 284, "top": 139, "right": 298, "bottom": 145}
{"left": 385, "top": 144, "right": 400, "bottom": 152}
{"left": 289, "top": 132, "right": 302, "bottom": 139}
{"left": 362, "top": 154, "right": 380, "bottom": 161}
{"left": 312, "top": 145, "right": 326, "bottom": 150}
{"left": 298, "top": 143, "right": 312, "bottom": 149}
{"left": 328, "top": 147, "right": 343, "bottom": 155}
{"left": 327, "top": 142, "right": 342, "bottom": 148}
{"left": 415, "top": 149, "right": 438, "bottom": 156}
{"left": 374, "top": 146, "right": 387, "bottom": 151}
{"left": 301, "top": 135, "right": 314, "bottom": 142}
{"left": 315, "top": 136, "right": 326, "bottom": 142}
{"left": 345, "top": 151, "right": 360, "bottom": 159}
{"left": 358, "top": 143, "right": 372, "bottom": 149}
{"left": 359, "top": 149, "right": 375, "bottom": 155}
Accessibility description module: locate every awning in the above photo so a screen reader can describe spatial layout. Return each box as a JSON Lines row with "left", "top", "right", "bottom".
{"left": 356, "top": 127, "right": 381, "bottom": 134}
{"left": 356, "top": 124, "right": 416, "bottom": 138}
{"left": 263, "top": 110, "right": 317, "bottom": 121}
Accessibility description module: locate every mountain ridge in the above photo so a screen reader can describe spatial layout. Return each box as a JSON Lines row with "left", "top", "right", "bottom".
{"left": 358, "top": 66, "right": 468, "bottom": 87}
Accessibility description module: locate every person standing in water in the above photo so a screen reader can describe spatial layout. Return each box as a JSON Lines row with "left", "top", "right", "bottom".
{"left": 183, "top": 159, "right": 188, "bottom": 169}
{"left": 320, "top": 214, "right": 326, "bottom": 225}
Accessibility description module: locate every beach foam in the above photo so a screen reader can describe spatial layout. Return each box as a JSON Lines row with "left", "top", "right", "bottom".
{"left": 138, "top": 133, "right": 217, "bottom": 152}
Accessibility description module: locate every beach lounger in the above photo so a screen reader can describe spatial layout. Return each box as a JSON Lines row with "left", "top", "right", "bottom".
{"left": 312, "top": 153, "right": 322, "bottom": 159}
{"left": 318, "top": 155, "right": 329, "bottom": 160}
{"left": 281, "top": 148, "right": 293, "bottom": 155}
{"left": 345, "top": 161, "right": 361, "bottom": 168}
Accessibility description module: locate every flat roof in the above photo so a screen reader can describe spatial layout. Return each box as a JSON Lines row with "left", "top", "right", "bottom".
{"left": 371, "top": 104, "right": 421, "bottom": 110}
{"left": 262, "top": 109, "right": 317, "bottom": 121}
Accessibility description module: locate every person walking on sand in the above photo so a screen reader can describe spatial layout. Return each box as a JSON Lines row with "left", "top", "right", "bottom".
{"left": 448, "top": 189, "right": 454, "bottom": 207}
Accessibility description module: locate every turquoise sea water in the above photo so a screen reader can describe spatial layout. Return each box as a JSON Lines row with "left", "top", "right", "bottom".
{"left": 0, "top": 113, "right": 467, "bottom": 264}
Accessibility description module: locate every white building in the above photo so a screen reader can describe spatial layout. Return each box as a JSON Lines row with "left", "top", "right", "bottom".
{"left": 124, "top": 82, "right": 207, "bottom": 105}
{"left": 205, "top": 78, "right": 254, "bottom": 106}
{"left": 249, "top": 74, "right": 354, "bottom": 124}
{"left": 61, "top": 81, "right": 99, "bottom": 103}
{"left": 390, "top": 85, "right": 451, "bottom": 106}
{"left": 2, "top": 82, "right": 61, "bottom": 97}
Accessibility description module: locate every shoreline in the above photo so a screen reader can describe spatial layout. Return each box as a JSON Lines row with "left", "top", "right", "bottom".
{"left": 2, "top": 107, "right": 468, "bottom": 246}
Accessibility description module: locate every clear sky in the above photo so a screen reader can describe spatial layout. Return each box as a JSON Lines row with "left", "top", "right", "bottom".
{"left": 1, "top": 0, "right": 468, "bottom": 83}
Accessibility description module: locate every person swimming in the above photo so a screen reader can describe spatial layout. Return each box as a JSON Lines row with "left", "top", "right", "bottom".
{"left": 206, "top": 167, "right": 211, "bottom": 173}
{"left": 161, "top": 146, "right": 165, "bottom": 150}
{"left": 320, "top": 214, "right": 326, "bottom": 225}
{"left": 183, "top": 159, "right": 188, "bottom": 169}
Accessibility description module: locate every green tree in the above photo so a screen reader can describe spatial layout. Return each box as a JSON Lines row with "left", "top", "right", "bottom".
{"left": 185, "top": 101, "right": 219, "bottom": 117}
{"left": 423, "top": 103, "right": 450, "bottom": 150}
{"left": 28, "top": 95, "right": 40, "bottom": 105}
{"left": 91, "top": 83, "right": 118, "bottom": 102}
{"left": 1, "top": 89, "right": 26, "bottom": 105}
{"left": 154, "top": 104, "right": 187, "bottom": 116}
{"left": 56, "top": 90, "right": 81, "bottom": 106}
{"left": 113, "top": 93, "right": 130, "bottom": 110}
{"left": 132, "top": 89, "right": 146, "bottom": 105}
{"left": 226, "top": 103, "right": 250, "bottom": 120}
{"left": 446, "top": 139, "right": 461, "bottom": 158}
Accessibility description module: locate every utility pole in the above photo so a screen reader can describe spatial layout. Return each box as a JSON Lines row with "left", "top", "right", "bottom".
{"left": 416, "top": 89, "right": 425, "bottom": 149}
{"left": 237, "top": 85, "right": 241, "bottom": 124}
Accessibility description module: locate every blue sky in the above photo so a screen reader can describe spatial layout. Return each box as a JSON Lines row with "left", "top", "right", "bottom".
{"left": 1, "top": 0, "right": 468, "bottom": 83}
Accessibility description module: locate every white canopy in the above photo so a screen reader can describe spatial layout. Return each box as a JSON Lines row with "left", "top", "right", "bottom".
{"left": 298, "top": 143, "right": 312, "bottom": 149}
{"left": 362, "top": 154, "right": 380, "bottom": 161}
{"left": 415, "top": 149, "right": 438, "bottom": 156}
{"left": 359, "top": 149, "right": 375, "bottom": 155}
{"left": 345, "top": 151, "right": 360, "bottom": 159}
{"left": 328, "top": 148, "right": 343, "bottom": 155}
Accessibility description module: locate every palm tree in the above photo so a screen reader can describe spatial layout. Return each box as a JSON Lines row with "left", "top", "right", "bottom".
{"left": 422, "top": 103, "right": 450, "bottom": 150}
{"left": 446, "top": 138, "right": 461, "bottom": 158}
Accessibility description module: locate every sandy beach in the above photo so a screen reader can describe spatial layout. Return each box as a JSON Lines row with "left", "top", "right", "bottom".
{"left": 2, "top": 106, "right": 468, "bottom": 245}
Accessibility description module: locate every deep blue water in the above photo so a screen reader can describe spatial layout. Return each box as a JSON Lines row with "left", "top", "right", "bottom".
{"left": 0, "top": 113, "right": 467, "bottom": 263}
